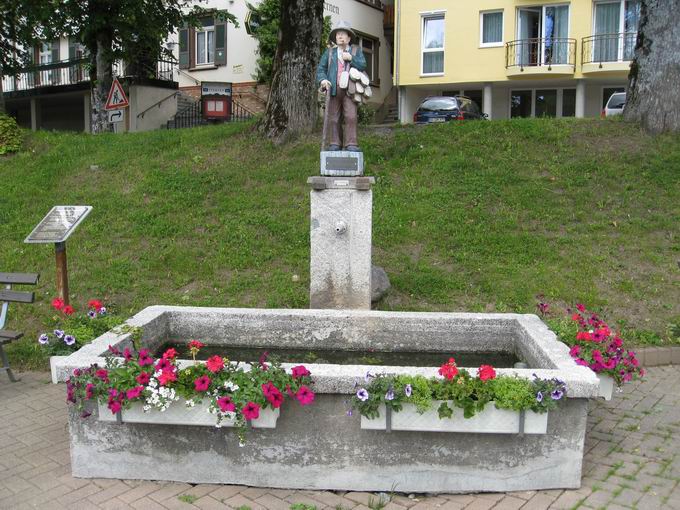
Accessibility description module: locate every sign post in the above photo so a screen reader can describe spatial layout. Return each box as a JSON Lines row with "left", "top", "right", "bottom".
{"left": 24, "top": 206, "right": 92, "bottom": 305}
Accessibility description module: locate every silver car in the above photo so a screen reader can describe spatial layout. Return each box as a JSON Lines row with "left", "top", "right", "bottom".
{"left": 603, "top": 92, "right": 626, "bottom": 117}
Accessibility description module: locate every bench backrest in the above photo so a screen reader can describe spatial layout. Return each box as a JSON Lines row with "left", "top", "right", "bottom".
{"left": 0, "top": 273, "right": 40, "bottom": 330}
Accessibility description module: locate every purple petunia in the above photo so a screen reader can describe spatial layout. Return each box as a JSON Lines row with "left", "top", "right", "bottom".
{"left": 64, "top": 335, "right": 76, "bottom": 346}
{"left": 356, "top": 388, "right": 369, "bottom": 401}
{"left": 385, "top": 388, "right": 395, "bottom": 401}
{"left": 551, "top": 389, "right": 564, "bottom": 400}
{"left": 404, "top": 384, "right": 412, "bottom": 397}
{"left": 99, "top": 307, "right": 107, "bottom": 315}
{"left": 364, "top": 371, "right": 374, "bottom": 383}
{"left": 88, "top": 310, "right": 97, "bottom": 319}
{"left": 536, "top": 391, "right": 544, "bottom": 403}
{"left": 38, "top": 334, "right": 49, "bottom": 345}
{"left": 54, "top": 329, "right": 64, "bottom": 339}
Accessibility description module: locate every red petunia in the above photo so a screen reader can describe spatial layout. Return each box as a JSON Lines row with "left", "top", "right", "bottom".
{"left": 95, "top": 369, "right": 109, "bottom": 382}
{"left": 138, "top": 349, "right": 154, "bottom": 367}
{"left": 162, "top": 348, "right": 177, "bottom": 359}
{"left": 206, "top": 355, "right": 224, "bottom": 373}
{"left": 571, "top": 313, "right": 581, "bottom": 322}
{"left": 51, "top": 298, "right": 65, "bottom": 310}
{"left": 477, "top": 365, "right": 496, "bottom": 381}
{"left": 158, "top": 369, "right": 177, "bottom": 386}
{"left": 188, "top": 339, "right": 204, "bottom": 351}
{"left": 126, "top": 386, "right": 144, "bottom": 400}
{"left": 62, "top": 305, "right": 75, "bottom": 315}
{"left": 242, "top": 401, "right": 260, "bottom": 420}
{"left": 136, "top": 371, "right": 151, "bottom": 385}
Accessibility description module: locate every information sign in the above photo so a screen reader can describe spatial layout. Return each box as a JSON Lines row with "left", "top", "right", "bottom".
{"left": 108, "top": 109, "right": 125, "bottom": 123}
{"left": 24, "top": 206, "right": 93, "bottom": 244}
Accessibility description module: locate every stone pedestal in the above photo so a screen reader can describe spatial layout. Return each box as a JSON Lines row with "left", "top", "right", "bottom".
{"left": 308, "top": 176, "right": 374, "bottom": 309}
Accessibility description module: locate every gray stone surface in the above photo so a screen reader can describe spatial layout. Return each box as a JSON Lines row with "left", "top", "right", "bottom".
{"left": 371, "top": 265, "right": 390, "bottom": 303}
{"left": 3, "top": 366, "right": 678, "bottom": 508}
{"left": 309, "top": 180, "right": 373, "bottom": 309}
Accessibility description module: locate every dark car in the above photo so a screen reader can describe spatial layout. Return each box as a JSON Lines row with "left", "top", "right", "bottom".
{"left": 413, "top": 96, "right": 484, "bottom": 124}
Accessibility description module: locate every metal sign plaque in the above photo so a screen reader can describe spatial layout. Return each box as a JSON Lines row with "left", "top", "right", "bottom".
{"left": 201, "top": 82, "right": 232, "bottom": 96}
{"left": 24, "top": 206, "right": 93, "bottom": 244}
{"left": 326, "top": 157, "right": 358, "bottom": 172}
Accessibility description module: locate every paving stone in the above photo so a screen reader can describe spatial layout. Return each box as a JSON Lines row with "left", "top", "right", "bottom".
{"left": 307, "top": 490, "right": 358, "bottom": 508}
{"left": 488, "top": 495, "right": 525, "bottom": 509}
{"left": 209, "top": 485, "right": 245, "bottom": 501}
{"left": 131, "top": 496, "right": 170, "bottom": 510}
{"left": 256, "top": 493, "right": 302, "bottom": 510}
{"left": 223, "top": 493, "right": 266, "bottom": 510}
{"left": 118, "top": 481, "right": 166, "bottom": 504}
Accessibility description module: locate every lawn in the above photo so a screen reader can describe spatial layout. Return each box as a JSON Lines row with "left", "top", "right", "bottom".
{"left": 1, "top": 118, "right": 679, "bottom": 370}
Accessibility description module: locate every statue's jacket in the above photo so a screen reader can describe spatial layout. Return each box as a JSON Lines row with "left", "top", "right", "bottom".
{"left": 316, "top": 45, "right": 367, "bottom": 97}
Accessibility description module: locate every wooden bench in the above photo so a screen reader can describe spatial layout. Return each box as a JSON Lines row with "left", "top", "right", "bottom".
{"left": 0, "top": 272, "right": 40, "bottom": 383}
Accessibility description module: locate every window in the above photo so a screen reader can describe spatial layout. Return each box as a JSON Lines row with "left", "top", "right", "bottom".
{"left": 535, "top": 90, "right": 557, "bottom": 117}
{"left": 356, "top": 33, "right": 380, "bottom": 85}
{"left": 422, "top": 15, "right": 444, "bottom": 74}
{"left": 517, "top": 5, "right": 570, "bottom": 66}
{"left": 593, "top": 1, "right": 640, "bottom": 62}
{"left": 480, "top": 11, "right": 503, "bottom": 47}
{"left": 562, "top": 89, "right": 576, "bottom": 117}
{"left": 511, "top": 90, "right": 533, "bottom": 118}
{"left": 196, "top": 17, "right": 215, "bottom": 65}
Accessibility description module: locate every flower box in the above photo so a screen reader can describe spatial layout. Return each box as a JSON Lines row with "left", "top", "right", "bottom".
{"left": 596, "top": 374, "right": 614, "bottom": 401}
{"left": 97, "top": 400, "right": 280, "bottom": 428}
{"left": 361, "top": 401, "right": 548, "bottom": 435}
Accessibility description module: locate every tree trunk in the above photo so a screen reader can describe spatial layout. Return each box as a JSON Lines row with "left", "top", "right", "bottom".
{"left": 624, "top": 0, "right": 680, "bottom": 133}
{"left": 0, "top": 67, "right": 5, "bottom": 115}
{"left": 260, "top": 0, "right": 324, "bottom": 143}
{"left": 91, "top": 34, "right": 114, "bottom": 134}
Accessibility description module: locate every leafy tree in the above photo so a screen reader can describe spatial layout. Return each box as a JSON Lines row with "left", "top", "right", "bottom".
{"left": 624, "top": 0, "right": 680, "bottom": 133}
{"left": 259, "top": 0, "right": 325, "bottom": 143}
{"left": 56, "top": 0, "right": 235, "bottom": 133}
{"left": 248, "top": 0, "right": 330, "bottom": 84}
{"left": 0, "top": 0, "right": 56, "bottom": 114}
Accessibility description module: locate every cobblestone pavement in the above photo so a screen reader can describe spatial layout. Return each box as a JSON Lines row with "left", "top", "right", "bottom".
{"left": 1, "top": 367, "right": 679, "bottom": 510}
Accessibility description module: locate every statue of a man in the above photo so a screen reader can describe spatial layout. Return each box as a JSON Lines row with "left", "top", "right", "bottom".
{"left": 316, "top": 21, "right": 366, "bottom": 152}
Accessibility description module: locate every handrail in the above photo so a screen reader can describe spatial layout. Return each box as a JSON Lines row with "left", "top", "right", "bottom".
{"left": 505, "top": 38, "right": 576, "bottom": 69}
{"left": 137, "top": 91, "right": 179, "bottom": 118}
{"left": 581, "top": 32, "right": 637, "bottom": 65}
{"left": 177, "top": 68, "right": 201, "bottom": 85}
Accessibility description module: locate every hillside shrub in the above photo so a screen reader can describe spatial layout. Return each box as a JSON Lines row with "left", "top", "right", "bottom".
{"left": 0, "top": 114, "right": 22, "bottom": 155}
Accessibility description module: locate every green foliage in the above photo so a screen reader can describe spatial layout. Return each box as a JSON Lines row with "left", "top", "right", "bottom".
{"left": 358, "top": 102, "right": 377, "bottom": 126}
{"left": 351, "top": 368, "right": 567, "bottom": 420}
{"left": 290, "top": 504, "right": 317, "bottom": 510}
{"left": 490, "top": 377, "right": 535, "bottom": 411}
{"left": 0, "top": 114, "right": 22, "bottom": 155}
{"left": 249, "top": 0, "right": 331, "bottom": 83}
{"left": 178, "top": 494, "right": 198, "bottom": 504}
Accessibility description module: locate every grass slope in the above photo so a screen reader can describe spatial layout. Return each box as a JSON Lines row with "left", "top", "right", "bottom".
{"left": 1, "top": 118, "right": 679, "bottom": 369}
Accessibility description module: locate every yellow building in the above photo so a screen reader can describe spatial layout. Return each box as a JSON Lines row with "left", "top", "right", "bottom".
{"left": 394, "top": 0, "right": 639, "bottom": 122}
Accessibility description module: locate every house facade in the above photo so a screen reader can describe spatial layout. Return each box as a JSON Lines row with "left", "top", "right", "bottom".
{"left": 394, "top": 0, "right": 639, "bottom": 122}
{"left": 167, "top": 0, "right": 394, "bottom": 112}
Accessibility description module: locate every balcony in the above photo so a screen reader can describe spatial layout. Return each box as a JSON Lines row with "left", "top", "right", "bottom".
{"left": 581, "top": 33, "right": 636, "bottom": 74}
{"left": 505, "top": 38, "right": 576, "bottom": 78}
{"left": 2, "top": 56, "right": 176, "bottom": 98}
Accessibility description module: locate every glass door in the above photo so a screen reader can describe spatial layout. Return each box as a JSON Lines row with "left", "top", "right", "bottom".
{"left": 623, "top": 0, "right": 640, "bottom": 60}
{"left": 518, "top": 8, "right": 541, "bottom": 66}
{"left": 39, "top": 43, "right": 53, "bottom": 85}
{"left": 543, "top": 5, "right": 569, "bottom": 64}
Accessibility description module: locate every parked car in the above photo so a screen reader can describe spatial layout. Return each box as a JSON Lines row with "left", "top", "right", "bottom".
{"left": 413, "top": 96, "right": 484, "bottom": 124}
{"left": 602, "top": 92, "right": 626, "bottom": 118}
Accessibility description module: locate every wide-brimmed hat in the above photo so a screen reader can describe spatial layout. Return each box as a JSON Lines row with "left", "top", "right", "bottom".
{"left": 329, "top": 20, "right": 356, "bottom": 44}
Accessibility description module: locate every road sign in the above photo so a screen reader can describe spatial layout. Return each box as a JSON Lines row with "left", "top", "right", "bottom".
{"left": 108, "top": 109, "right": 125, "bottom": 123}
{"left": 24, "top": 206, "right": 93, "bottom": 244}
{"left": 245, "top": 9, "right": 262, "bottom": 35}
{"left": 105, "top": 78, "right": 129, "bottom": 110}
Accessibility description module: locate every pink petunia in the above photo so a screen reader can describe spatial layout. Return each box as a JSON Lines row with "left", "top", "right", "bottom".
{"left": 296, "top": 385, "right": 315, "bottom": 406}
{"left": 162, "top": 348, "right": 177, "bottom": 359}
{"left": 242, "top": 402, "right": 260, "bottom": 420}
{"left": 136, "top": 371, "right": 151, "bottom": 385}
{"left": 155, "top": 358, "right": 171, "bottom": 372}
{"left": 291, "top": 365, "right": 311, "bottom": 379}
{"left": 194, "top": 375, "right": 211, "bottom": 392}
{"left": 126, "top": 386, "right": 144, "bottom": 400}
{"left": 158, "top": 369, "right": 177, "bottom": 386}
{"left": 217, "top": 396, "right": 236, "bottom": 413}
{"left": 95, "top": 369, "right": 109, "bottom": 382}
{"left": 138, "top": 349, "right": 154, "bottom": 367}
{"left": 85, "top": 383, "right": 96, "bottom": 400}
{"left": 123, "top": 348, "right": 134, "bottom": 361}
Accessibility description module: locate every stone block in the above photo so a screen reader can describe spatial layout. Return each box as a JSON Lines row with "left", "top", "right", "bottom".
{"left": 671, "top": 347, "right": 680, "bottom": 365}
{"left": 320, "top": 151, "right": 364, "bottom": 176}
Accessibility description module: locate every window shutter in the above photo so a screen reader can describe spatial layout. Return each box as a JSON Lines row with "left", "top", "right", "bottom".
{"left": 215, "top": 21, "right": 227, "bottom": 66}
{"left": 179, "top": 27, "right": 190, "bottom": 69}
{"left": 51, "top": 40, "right": 60, "bottom": 62}
{"left": 69, "top": 38, "right": 77, "bottom": 59}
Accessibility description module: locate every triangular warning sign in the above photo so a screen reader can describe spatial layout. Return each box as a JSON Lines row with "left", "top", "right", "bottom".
{"left": 105, "top": 78, "right": 129, "bottom": 110}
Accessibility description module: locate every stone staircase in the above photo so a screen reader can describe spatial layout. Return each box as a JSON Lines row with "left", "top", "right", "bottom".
{"left": 383, "top": 104, "right": 399, "bottom": 123}
{"left": 166, "top": 91, "right": 206, "bottom": 129}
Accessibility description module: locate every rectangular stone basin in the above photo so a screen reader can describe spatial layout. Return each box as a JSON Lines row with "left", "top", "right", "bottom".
{"left": 54, "top": 306, "right": 599, "bottom": 493}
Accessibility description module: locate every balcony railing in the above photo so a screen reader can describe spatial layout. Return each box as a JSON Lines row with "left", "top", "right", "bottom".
{"left": 505, "top": 38, "right": 576, "bottom": 69}
{"left": 582, "top": 33, "right": 637, "bottom": 65}
{"left": 2, "top": 55, "right": 176, "bottom": 94}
